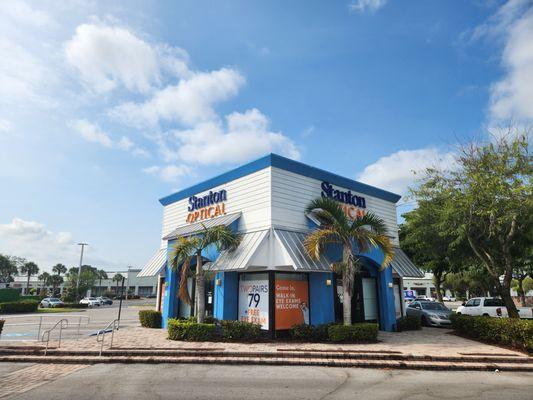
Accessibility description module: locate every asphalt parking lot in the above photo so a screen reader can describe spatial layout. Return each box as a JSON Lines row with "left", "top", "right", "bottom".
{"left": 0, "top": 299, "right": 156, "bottom": 342}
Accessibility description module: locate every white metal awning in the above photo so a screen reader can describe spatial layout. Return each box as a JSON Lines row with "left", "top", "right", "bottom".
{"left": 207, "top": 229, "right": 269, "bottom": 271}
{"left": 162, "top": 212, "right": 242, "bottom": 241}
{"left": 137, "top": 248, "right": 167, "bottom": 277}
{"left": 274, "top": 229, "right": 331, "bottom": 272}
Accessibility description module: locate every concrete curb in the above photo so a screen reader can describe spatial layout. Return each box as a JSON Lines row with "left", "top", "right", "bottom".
{"left": 1, "top": 354, "right": 533, "bottom": 372}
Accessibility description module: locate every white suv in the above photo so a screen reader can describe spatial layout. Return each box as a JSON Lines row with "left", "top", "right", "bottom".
{"left": 79, "top": 297, "right": 101, "bottom": 307}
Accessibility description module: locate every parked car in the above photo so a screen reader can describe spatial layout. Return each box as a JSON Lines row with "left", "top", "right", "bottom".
{"left": 40, "top": 297, "right": 64, "bottom": 308}
{"left": 456, "top": 297, "right": 533, "bottom": 319}
{"left": 406, "top": 301, "right": 452, "bottom": 327}
{"left": 79, "top": 297, "right": 101, "bottom": 307}
{"left": 442, "top": 296, "right": 456, "bottom": 302}
{"left": 97, "top": 296, "right": 113, "bottom": 305}
{"left": 414, "top": 295, "right": 435, "bottom": 302}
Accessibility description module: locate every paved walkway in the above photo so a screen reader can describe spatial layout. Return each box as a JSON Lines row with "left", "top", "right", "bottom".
{"left": 0, "top": 326, "right": 525, "bottom": 357}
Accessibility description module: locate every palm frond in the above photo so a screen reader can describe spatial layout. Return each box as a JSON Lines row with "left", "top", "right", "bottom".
{"left": 330, "top": 261, "right": 348, "bottom": 274}
{"left": 304, "top": 228, "right": 342, "bottom": 260}
{"left": 366, "top": 233, "right": 395, "bottom": 270}
{"left": 201, "top": 225, "right": 241, "bottom": 252}
{"left": 305, "top": 197, "right": 350, "bottom": 230}
{"left": 170, "top": 237, "right": 196, "bottom": 271}
{"left": 350, "top": 212, "right": 388, "bottom": 235}
{"left": 178, "top": 257, "right": 192, "bottom": 305}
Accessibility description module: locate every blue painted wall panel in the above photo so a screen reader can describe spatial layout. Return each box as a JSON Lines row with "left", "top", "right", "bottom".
{"left": 309, "top": 272, "right": 335, "bottom": 325}
{"left": 214, "top": 271, "right": 238, "bottom": 321}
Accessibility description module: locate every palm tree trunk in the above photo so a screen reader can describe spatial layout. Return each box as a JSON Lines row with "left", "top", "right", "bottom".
{"left": 196, "top": 251, "right": 205, "bottom": 323}
{"left": 26, "top": 273, "right": 31, "bottom": 295}
{"left": 342, "top": 245, "right": 353, "bottom": 326}
{"left": 99, "top": 277, "right": 102, "bottom": 296}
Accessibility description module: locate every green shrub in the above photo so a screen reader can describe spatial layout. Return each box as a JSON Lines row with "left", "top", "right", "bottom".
{"left": 0, "top": 300, "right": 39, "bottom": 314}
{"left": 20, "top": 295, "right": 41, "bottom": 301}
{"left": 450, "top": 314, "right": 533, "bottom": 352}
{"left": 313, "top": 323, "right": 336, "bottom": 342}
{"left": 0, "top": 319, "right": 4, "bottom": 334}
{"left": 290, "top": 323, "right": 315, "bottom": 340}
{"left": 328, "top": 323, "right": 378, "bottom": 342}
{"left": 167, "top": 319, "right": 217, "bottom": 341}
{"left": 396, "top": 316, "right": 421, "bottom": 332}
{"left": 0, "top": 289, "right": 20, "bottom": 303}
{"left": 221, "top": 320, "right": 261, "bottom": 341}
{"left": 139, "top": 310, "right": 162, "bottom": 328}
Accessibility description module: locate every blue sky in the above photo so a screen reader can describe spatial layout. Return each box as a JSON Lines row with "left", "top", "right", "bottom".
{"left": 1, "top": 0, "right": 532, "bottom": 272}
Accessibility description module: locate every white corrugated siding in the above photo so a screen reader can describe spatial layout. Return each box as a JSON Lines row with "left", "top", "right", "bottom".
{"left": 271, "top": 167, "right": 400, "bottom": 245}
{"left": 160, "top": 168, "right": 272, "bottom": 244}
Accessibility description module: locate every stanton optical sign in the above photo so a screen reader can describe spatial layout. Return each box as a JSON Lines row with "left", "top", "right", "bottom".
{"left": 186, "top": 189, "right": 227, "bottom": 223}
{"left": 321, "top": 181, "right": 366, "bottom": 220}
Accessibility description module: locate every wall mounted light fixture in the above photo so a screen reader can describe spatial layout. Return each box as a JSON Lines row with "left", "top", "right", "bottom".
{"left": 326, "top": 279, "right": 332, "bottom": 286}
{"left": 216, "top": 279, "right": 222, "bottom": 286}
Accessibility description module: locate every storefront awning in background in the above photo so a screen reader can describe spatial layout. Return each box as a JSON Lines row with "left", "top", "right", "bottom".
{"left": 390, "top": 247, "right": 424, "bottom": 278}
{"left": 207, "top": 229, "right": 269, "bottom": 271}
{"left": 162, "top": 212, "right": 242, "bottom": 241}
{"left": 274, "top": 229, "right": 331, "bottom": 272}
{"left": 137, "top": 248, "right": 167, "bottom": 277}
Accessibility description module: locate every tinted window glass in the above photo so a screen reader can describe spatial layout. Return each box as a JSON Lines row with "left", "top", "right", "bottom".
{"left": 421, "top": 303, "right": 448, "bottom": 311}
{"left": 484, "top": 298, "right": 505, "bottom": 307}
{"left": 465, "top": 299, "right": 476, "bottom": 307}
{"left": 472, "top": 298, "right": 481, "bottom": 306}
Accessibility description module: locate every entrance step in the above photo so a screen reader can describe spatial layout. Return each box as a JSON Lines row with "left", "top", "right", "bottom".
{"left": 0, "top": 354, "right": 532, "bottom": 372}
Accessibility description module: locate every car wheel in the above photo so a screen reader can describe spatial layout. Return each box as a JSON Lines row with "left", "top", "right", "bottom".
{"left": 421, "top": 316, "right": 428, "bottom": 326}
{"left": 482, "top": 313, "right": 490, "bottom": 317}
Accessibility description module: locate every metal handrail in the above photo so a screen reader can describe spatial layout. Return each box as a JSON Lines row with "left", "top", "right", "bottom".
{"left": 2, "top": 314, "right": 90, "bottom": 341}
{"left": 96, "top": 319, "right": 119, "bottom": 356}
{"left": 41, "top": 319, "right": 68, "bottom": 355}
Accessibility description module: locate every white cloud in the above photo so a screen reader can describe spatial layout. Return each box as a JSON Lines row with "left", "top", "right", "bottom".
{"left": 357, "top": 148, "right": 456, "bottom": 196}
{"left": 0, "top": 218, "right": 77, "bottom": 270}
{"left": 70, "top": 119, "right": 148, "bottom": 156}
{"left": 349, "top": 0, "right": 387, "bottom": 14}
{"left": 143, "top": 164, "right": 191, "bottom": 182}
{"left": 0, "top": 118, "right": 12, "bottom": 133}
{"left": 112, "top": 68, "right": 245, "bottom": 127}
{"left": 70, "top": 119, "right": 113, "bottom": 148}
{"left": 0, "top": 1, "right": 52, "bottom": 27}
{"left": 489, "top": 7, "right": 533, "bottom": 123}
{"left": 171, "top": 108, "right": 300, "bottom": 165}
{"left": 65, "top": 23, "right": 189, "bottom": 94}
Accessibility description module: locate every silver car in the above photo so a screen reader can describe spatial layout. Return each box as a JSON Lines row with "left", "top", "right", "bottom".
{"left": 406, "top": 301, "right": 452, "bottom": 327}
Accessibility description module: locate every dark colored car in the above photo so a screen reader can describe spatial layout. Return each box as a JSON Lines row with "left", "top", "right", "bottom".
{"left": 97, "top": 296, "right": 113, "bottom": 305}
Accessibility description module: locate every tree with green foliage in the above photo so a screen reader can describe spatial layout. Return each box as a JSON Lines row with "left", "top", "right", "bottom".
{"left": 65, "top": 265, "right": 98, "bottom": 298}
{"left": 49, "top": 274, "right": 64, "bottom": 296}
{"left": 170, "top": 225, "right": 241, "bottom": 323}
{"left": 412, "top": 133, "right": 532, "bottom": 318}
{"left": 0, "top": 254, "right": 18, "bottom": 283}
{"left": 304, "top": 197, "right": 394, "bottom": 325}
{"left": 19, "top": 261, "right": 39, "bottom": 294}
{"left": 112, "top": 273, "right": 124, "bottom": 297}
{"left": 52, "top": 263, "right": 67, "bottom": 276}
{"left": 97, "top": 270, "right": 108, "bottom": 296}
{"left": 38, "top": 272, "right": 51, "bottom": 294}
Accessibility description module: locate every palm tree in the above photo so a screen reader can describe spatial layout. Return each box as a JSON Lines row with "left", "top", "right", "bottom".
{"left": 170, "top": 225, "right": 240, "bottom": 323}
{"left": 113, "top": 273, "right": 124, "bottom": 297}
{"left": 52, "top": 263, "right": 67, "bottom": 277}
{"left": 97, "top": 270, "right": 108, "bottom": 296}
{"left": 38, "top": 272, "right": 51, "bottom": 295}
{"left": 49, "top": 275, "right": 64, "bottom": 296}
{"left": 20, "top": 261, "right": 39, "bottom": 295}
{"left": 304, "top": 197, "right": 394, "bottom": 325}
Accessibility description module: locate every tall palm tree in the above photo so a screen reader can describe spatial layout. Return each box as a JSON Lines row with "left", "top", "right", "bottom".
{"left": 20, "top": 261, "right": 39, "bottom": 295}
{"left": 170, "top": 225, "right": 240, "bottom": 323}
{"left": 49, "top": 275, "right": 64, "bottom": 296}
{"left": 38, "top": 272, "right": 51, "bottom": 295}
{"left": 113, "top": 273, "right": 124, "bottom": 297}
{"left": 97, "top": 270, "right": 108, "bottom": 296}
{"left": 52, "top": 263, "right": 67, "bottom": 277}
{"left": 304, "top": 197, "right": 394, "bottom": 325}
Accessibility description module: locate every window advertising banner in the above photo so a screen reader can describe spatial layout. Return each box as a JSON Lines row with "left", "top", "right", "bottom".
{"left": 275, "top": 274, "right": 309, "bottom": 330}
{"left": 238, "top": 273, "right": 269, "bottom": 330}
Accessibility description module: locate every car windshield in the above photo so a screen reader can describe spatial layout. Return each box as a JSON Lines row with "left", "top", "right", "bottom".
{"left": 89, "top": 297, "right": 97, "bottom": 300}
{"left": 484, "top": 298, "right": 505, "bottom": 307}
{"left": 50, "top": 298, "right": 60, "bottom": 301}
{"left": 421, "top": 302, "right": 448, "bottom": 311}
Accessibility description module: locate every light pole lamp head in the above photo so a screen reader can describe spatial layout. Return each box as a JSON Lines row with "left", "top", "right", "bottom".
{"left": 77, "top": 242, "right": 88, "bottom": 246}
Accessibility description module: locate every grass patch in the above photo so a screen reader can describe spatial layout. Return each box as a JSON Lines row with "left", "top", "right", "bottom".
{"left": 36, "top": 308, "right": 85, "bottom": 313}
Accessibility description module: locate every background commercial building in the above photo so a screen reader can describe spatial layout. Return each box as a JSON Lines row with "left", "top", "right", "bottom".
{"left": 139, "top": 154, "right": 423, "bottom": 332}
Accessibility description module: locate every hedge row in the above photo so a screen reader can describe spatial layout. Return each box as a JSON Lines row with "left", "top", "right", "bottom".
{"left": 290, "top": 322, "right": 378, "bottom": 342}
{"left": 0, "top": 300, "right": 39, "bottom": 314}
{"left": 396, "top": 316, "right": 422, "bottom": 332}
{"left": 450, "top": 314, "right": 533, "bottom": 352}
{"left": 167, "top": 319, "right": 263, "bottom": 342}
{"left": 59, "top": 303, "right": 89, "bottom": 309}
{"left": 139, "top": 310, "right": 162, "bottom": 328}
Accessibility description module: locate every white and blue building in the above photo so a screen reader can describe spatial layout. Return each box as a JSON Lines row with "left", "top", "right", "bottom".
{"left": 138, "top": 154, "right": 423, "bottom": 333}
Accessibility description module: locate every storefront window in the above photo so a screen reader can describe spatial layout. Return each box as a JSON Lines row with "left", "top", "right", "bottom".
{"left": 275, "top": 273, "right": 309, "bottom": 330}
{"left": 238, "top": 273, "right": 269, "bottom": 330}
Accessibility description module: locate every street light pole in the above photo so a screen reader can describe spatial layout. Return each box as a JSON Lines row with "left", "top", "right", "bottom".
{"left": 125, "top": 266, "right": 131, "bottom": 300}
{"left": 75, "top": 242, "right": 88, "bottom": 300}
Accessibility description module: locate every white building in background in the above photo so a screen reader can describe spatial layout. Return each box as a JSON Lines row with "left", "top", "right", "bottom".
{"left": 9, "top": 268, "right": 157, "bottom": 297}
{"left": 403, "top": 272, "right": 453, "bottom": 299}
